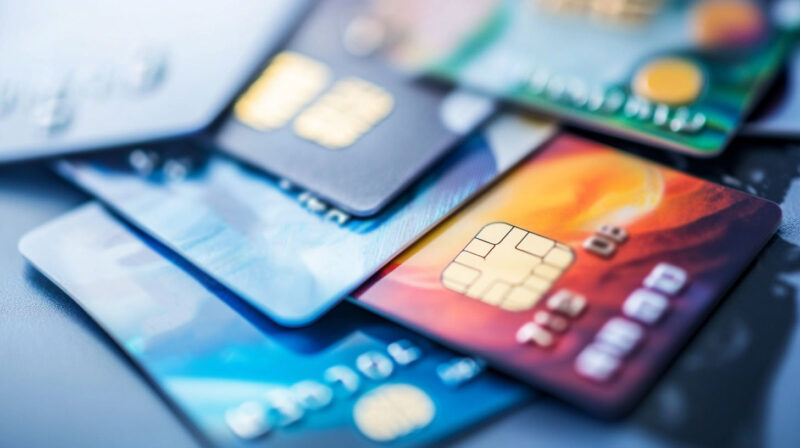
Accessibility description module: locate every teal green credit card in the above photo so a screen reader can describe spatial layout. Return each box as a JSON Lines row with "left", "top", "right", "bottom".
{"left": 370, "top": 0, "right": 798, "bottom": 155}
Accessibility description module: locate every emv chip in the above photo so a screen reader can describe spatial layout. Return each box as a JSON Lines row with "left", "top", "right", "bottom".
{"left": 294, "top": 77, "right": 394, "bottom": 149}
{"left": 214, "top": 0, "right": 498, "bottom": 217}
{"left": 441, "top": 222, "right": 574, "bottom": 311}
{"left": 234, "top": 52, "right": 331, "bottom": 131}
{"left": 353, "top": 384, "right": 435, "bottom": 442}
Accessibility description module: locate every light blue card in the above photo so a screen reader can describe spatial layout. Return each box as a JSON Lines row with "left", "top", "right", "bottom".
{"left": 56, "top": 114, "right": 554, "bottom": 325}
{"left": 20, "top": 203, "right": 533, "bottom": 447}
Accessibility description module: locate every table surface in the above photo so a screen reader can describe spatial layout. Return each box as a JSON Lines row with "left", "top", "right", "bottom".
{"left": 2, "top": 128, "right": 799, "bottom": 448}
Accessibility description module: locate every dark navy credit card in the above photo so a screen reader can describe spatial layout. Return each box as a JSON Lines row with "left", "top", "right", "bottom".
{"left": 213, "top": 0, "right": 496, "bottom": 216}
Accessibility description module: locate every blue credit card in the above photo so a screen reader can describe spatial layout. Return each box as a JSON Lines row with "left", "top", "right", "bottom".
{"left": 19, "top": 203, "right": 533, "bottom": 447}
{"left": 55, "top": 113, "right": 554, "bottom": 325}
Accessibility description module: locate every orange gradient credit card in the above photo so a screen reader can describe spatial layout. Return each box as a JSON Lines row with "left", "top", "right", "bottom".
{"left": 352, "top": 134, "right": 781, "bottom": 418}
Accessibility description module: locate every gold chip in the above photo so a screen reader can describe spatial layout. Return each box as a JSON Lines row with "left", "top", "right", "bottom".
{"left": 234, "top": 52, "right": 330, "bottom": 131}
{"left": 524, "top": 275, "right": 551, "bottom": 292}
{"left": 544, "top": 246, "right": 574, "bottom": 267}
{"left": 537, "top": 0, "right": 663, "bottom": 23}
{"left": 441, "top": 222, "right": 574, "bottom": 312}
{"left": 590, "top": 0, "right": 663, "bottom": 23}
{"left": 464, "top": 239, "right": 493, "bottom": 257}
{"left": 502, "top": 287, "right": 544, "bottom": 312}
{"left": 293, "top": 77, "right": 394, "bottom": 149}
{"left": 484, "top": 282, "right": 512, "bottom": 306}
{"left": 518, "top": 232, "right": 554, "bottom": 257}
{"left": 632, "top": 57, "right": 705, "bottom": 105}
{"left": 353, "top": 384, "right": 435, "bottom": 442}
{"left": 441, "top": 262, "right": 480, "bottom": 293}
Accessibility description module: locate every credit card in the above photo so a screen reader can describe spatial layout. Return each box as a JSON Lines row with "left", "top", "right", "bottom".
{"left": 352, "top": 133, "right": 781, "bottom": 418}
{"left": 56, "top": 114, "right": 554, "bottom": 326}
{"left": 214, "top": 0, "right": 496, "bottom": 216}
{"left": 367, "top": 0, "right": 798, "bottom": 156}
{"left": 745, "top": 45, "right": 800, "bottom": 137}
{"left": 19, "top": 203, "right": 532, "bottom": 447}
{"left": 0, "top": 0, "right": 310, "bottom": 161}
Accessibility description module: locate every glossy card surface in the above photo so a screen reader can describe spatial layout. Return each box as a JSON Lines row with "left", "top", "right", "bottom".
{"left": 56, "top": 114, "right": 554, "bottom": 326}
{"left": 19, "top": 203, "right": 531, "bottom": 447}
{"left": 214, "top": 0, "right": 495, "bottom": 216}
{"left": 353, "top": 134, "right": 782, "bottom": 417}
{"left": 369, "top": 0, "right": 797, "bottom": 155}
{"left": 0, "top": 0, "right": 310, "bottom": 161}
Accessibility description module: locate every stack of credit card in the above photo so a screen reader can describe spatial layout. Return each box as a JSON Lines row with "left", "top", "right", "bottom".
{"left": 12, "top": 0, "right": 800, "bottom": 446}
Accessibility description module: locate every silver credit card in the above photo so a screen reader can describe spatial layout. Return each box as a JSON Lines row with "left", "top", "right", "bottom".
{"left": 0, "top": 0, "right": 310, "bottom": 161}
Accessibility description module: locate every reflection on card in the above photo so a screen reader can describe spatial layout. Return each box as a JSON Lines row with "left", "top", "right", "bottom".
{"left": 353, "top": 134, "right": 781, "bottom": 417}
{"left": 57, "top": 113, "right": 554, "bottom": 325}
{"left": 20, "top": 203, "right": 531, "bottom": 447}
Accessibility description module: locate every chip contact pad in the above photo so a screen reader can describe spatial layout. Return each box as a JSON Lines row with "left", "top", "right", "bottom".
{"left": 441, "top": 223, "right": 574, "bottom": 312}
